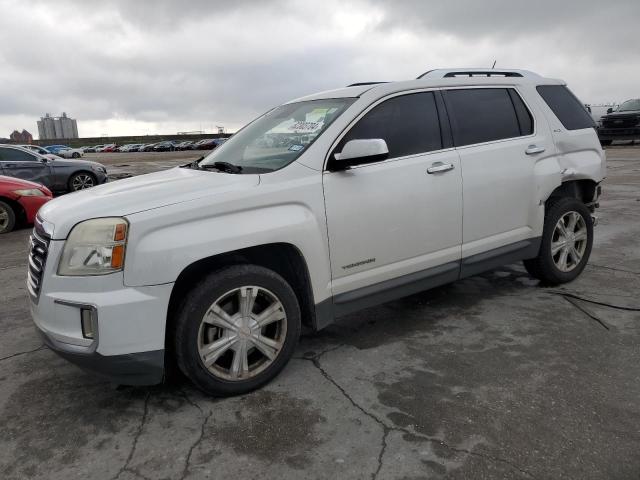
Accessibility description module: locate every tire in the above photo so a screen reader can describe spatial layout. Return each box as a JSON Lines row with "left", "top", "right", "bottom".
{"left": 72, "top": 152, "right": 80, "bottom": 158}
{"left": 523, "top": 197, "right": 593, "bottom": 285}
{"left": 600, "top": 139, "right": 612, "bottom": 146}
{"left": 174, "top": 264, "right": 301, "bottom": 396}
{"left": 0, "top": 200, "right": 16, "bottom": 234}
{"left": 68, "top": 172, "right": 96, "bottom": 191}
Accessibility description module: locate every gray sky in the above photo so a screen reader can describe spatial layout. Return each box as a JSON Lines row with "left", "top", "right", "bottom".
{"left": 1, "top": 0, "right": 638, "bottom": 139}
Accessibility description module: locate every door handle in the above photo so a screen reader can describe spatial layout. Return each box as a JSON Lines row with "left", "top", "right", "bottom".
{"left": 525, "top": 145, "right": 545, "bottom": 155}
{"left": 427, "top": 162, "right": 454, "bottom": 174}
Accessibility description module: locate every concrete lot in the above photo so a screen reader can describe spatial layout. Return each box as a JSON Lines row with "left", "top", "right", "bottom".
{"left": 1, "top": 148, "right": 639, "bottom": 479}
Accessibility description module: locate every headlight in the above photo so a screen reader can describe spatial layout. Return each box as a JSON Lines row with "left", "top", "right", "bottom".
{"left": 13, "top": 189, "right": 44, "bottom": 197}
{"left": 92, "top": 165, "right": 107, "bottom": 173}
{"left": 58, "top": 217, "right": 128, "bottom": 276}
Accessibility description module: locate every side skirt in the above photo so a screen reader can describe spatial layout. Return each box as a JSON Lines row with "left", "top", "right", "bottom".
{"left": 459, "top": 237, "right": 541, "bottom": 279}
{"left": 313, "top": 236, "right": 541, "bottom": 331}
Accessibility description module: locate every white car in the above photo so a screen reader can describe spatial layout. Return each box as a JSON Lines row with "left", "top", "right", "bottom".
{"left": 30, "top": 68, "right": 604, "bottom": 396}
{"left": 55, "top": 147, "right": 84, "bottom": 159}
{"left": 19, "top": 144, "right": 61, "bottom": 161}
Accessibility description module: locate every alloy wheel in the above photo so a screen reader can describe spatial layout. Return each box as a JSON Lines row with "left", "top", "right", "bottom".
{"left": 0, "top": 206, "right": 9, "bottom": 230}
{"left": 72, "top": 174, "right": 95, "bottom": 190}
{"left": 551, "top": 211, "right": 588, "bottom": 272}
{"left": 197, "top": 286, "right": 287, "bottom": 381}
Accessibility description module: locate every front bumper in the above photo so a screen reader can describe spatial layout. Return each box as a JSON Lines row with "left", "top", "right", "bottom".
{"left": 95, "top": 171, "right": 109, "bottom": 184}
{"left": 29, "top": 236, "right": 173, "bottom": 385}
{"left": 597, "top": 127, "right": 640, "bottom": 140}
{"left": 37, "top": 324, "right": 164, "bottom": 385}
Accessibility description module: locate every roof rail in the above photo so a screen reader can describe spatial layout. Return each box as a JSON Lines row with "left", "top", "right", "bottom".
{"left": 347, "top": 82, "right": 388, "bottom": 87}
{"left": 417, "top": 68, "right": 538, "bottom": 79}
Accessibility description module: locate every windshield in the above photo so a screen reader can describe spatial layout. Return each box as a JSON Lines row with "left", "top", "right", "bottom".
{"left": 199, "top": 98, "right": 355, "bottom": 173}
{"left": 617, "top": 99, "right": 640, "bottom": 112}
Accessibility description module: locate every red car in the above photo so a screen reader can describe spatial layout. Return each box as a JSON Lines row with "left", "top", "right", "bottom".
{"left": 0, "top": 176, "right": 53, "bottom": 233}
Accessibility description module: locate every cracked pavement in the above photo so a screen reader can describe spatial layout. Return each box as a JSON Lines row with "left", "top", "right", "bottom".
{"left": 1, "top": 148, "right": 640, "bottom": 479}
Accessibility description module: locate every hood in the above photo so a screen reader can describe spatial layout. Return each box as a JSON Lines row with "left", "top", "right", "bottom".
{"left": 39, "top": 167, "right": 260, "bottom": 239}
{"left": 48, "top": 157, "right": 104, "bottom": 169}
{"left": 604, "top": 110, "right": 640, "bottom": 117}
{"left": 0, "top": 175, "right": 46, "bottom": 189}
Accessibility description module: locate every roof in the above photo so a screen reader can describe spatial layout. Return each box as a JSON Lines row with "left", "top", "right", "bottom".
{"left": 287, "top": 68, "right": 565, "bottom": 103}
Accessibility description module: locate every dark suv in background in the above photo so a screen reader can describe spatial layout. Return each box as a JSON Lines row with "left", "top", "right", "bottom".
{"left": 597, "top": 99, "right": 640, "bottom": 145}
{"left": 0, "top": 145, "right": 108, "bottom": 192}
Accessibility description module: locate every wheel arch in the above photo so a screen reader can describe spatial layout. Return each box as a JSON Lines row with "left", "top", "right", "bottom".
{"left": 0, "top": 195, "right": 26, "bottom": 225}
{"left": 545, "top": 179, "right": 599, "bottom": 208}
{"left": 165, "top": 242, "right": 317, "bottom": 358}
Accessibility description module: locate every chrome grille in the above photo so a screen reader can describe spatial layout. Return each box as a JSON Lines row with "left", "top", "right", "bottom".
{"left": 27, "top": 224, "right": 50, "bottom": 301}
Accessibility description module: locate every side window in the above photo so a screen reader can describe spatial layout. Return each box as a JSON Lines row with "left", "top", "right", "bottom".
{"left": 536, "top": 85, "right": 595, "bottom": 130}
{"left": 445, "top": 88, "right": 524, "bottom": 147}
{"left": 0, "top": 148, "right": 38, "bottom": 162}
{"left": 508, "top": 90, "right": 533, "bottom": 136}
{"left": 337, "top": 92, "right": 442, "bottom": 160}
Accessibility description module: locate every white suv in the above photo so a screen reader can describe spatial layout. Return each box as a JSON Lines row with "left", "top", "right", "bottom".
{"left": 30, "top": 68, "right": 605, "bottom": 396}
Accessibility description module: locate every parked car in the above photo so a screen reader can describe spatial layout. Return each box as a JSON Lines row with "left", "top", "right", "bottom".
{"left": 83, "top": 145, "right": 102, "bottom": 153}
{"left": 30, "top": 68, "right": 604, "bottom": 396}
{"left": 195, "top": 138, "right": 219, "bottom": 150}
{"left": 20, "top": 145, "right": 61, "bottom": 161}
{"left": 55, "top": 147, "right": 84, "bottom": 159}
{"left": 597, "top": 98, "right": 640, "bottom": 145}
{"left": 117, "top": 144, "right": 141, "bottom": 152}
{"left": 153, "top": 141, "right": 180, "bottom": 152}
{"left": 102, "top": 144, "right": 118, "bottom": 153}
{"left": 141, "top": 143, "right": 157, "bottom": 152}
{"left": 43, "top": 145, "right": 70, "bottom": 155}
{"left": 0, "top": 175, "right": 52, "bottom": 233}
{"left": 0, "top": 145, "right": 108, "bottom": 193}
{"left": 175, "top": 141, "right": 195, "bottom": 150}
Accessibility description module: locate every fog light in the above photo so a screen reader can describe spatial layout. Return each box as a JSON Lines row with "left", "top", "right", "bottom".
{"left": 80, "top": 307, "right": 94, "bottom": 339}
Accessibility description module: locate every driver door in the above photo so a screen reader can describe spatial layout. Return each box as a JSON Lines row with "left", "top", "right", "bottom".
{"left": 0, "top": 147, "right": 52, "bottom": 187}
{"left": 322, "top": 91, "right": 463, "bottom": 311}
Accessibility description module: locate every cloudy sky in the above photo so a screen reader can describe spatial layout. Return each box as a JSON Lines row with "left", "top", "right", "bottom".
{"left": 1, "top": 0, "right": 638, "bottom": 139}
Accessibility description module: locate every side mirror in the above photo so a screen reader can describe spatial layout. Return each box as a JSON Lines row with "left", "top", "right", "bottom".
{"left": 606, "top": 108, "right": 613, "bottom": 114}
{"left": 331, "top": 139, "right": 389, "bottom": 170}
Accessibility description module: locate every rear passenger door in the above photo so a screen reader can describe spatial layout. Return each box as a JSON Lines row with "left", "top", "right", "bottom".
{"left": 443, "top": 87, "right": 555, "bottom": 275}
{"left": 323, "top": 91, "right": 463, "bottom": 300}
{"left": 0, "top": 147, "right": 52, "bottom": 187}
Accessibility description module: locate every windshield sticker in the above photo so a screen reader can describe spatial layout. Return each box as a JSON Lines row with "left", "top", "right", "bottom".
{"left": 288, "top": 121, "right": 324, "bottom": 133}
{"left": 288, "top": 144, "right": 304, "bottom": 152}
{"left": 306, "top": 108, "right": 329, "bottom": 123}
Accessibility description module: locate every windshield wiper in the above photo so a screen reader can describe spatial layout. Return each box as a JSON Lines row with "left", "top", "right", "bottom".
{"left": 200, "top": 161, "right": 243, "bottom": 174}
{"left": 181, "top": 157, "right": 204, "bottom": 169}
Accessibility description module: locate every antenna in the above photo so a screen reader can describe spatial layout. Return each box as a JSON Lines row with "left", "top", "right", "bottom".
{"left": 491, "top": 60, "right": 497, "bottom": 69}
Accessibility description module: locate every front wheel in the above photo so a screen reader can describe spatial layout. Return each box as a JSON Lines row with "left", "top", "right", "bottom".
{"left": 72, "top": 152, "right": 80, "bottom": 158}
{"left": 174, "top": 265, "right": 301, "bottom": 396}
{"left": 69, "top": 172, "right": 96, "bottom": 191}
{"left": 523, "top": 197, "right": 593, "bottom": 284}
{"left": 0, "top": 200, "right": 16, "bottom": 233}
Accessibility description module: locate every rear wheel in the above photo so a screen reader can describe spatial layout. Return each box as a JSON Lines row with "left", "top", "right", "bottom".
{"left": 523, "top": 197, "right": 593, "bottom": 284}
{"left": 0, "top": 200, "right": 16, "bottom": 234}
{"left": 69, "top": 172, "right": 96, "bottom": 191}
{"left": 174, "top": 264, "right": 301, "bottom": 396}
{"left": 72, "top": 152, "right": 80, "bottom": 158}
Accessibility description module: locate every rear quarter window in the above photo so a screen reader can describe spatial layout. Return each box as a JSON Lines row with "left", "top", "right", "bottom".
{"left": 536, "top": 85, "right": 595, "bottom": 130}
{"left": 444, "top": 88, "right": 526, "bottom": 147}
